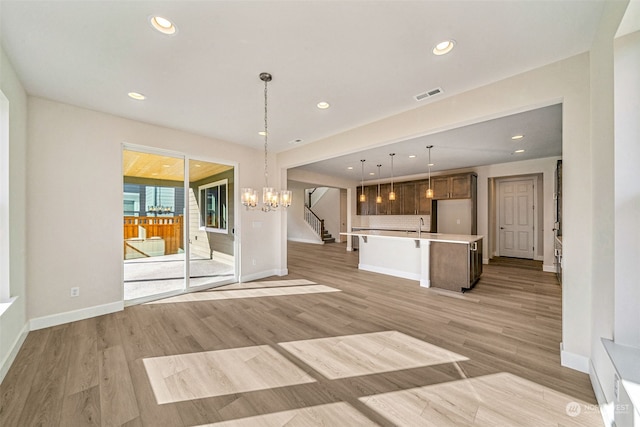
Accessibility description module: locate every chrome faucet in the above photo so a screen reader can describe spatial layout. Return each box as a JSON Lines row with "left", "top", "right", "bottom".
{"left": 418, "top": 217, "right": 424, "bottom": 238}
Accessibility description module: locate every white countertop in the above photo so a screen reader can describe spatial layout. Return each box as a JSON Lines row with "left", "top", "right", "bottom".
{"left": 602, "top": 338, "right": 640, "bottom": 412}
{"left": 341, "top": 230, "right": 483, "bottom": 244}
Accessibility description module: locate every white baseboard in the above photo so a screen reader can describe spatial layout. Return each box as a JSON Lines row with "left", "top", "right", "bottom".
{"left": 240, "top": 269, "right": 287, "bottom": 283}
{"left": 0, "top": 321, "right": 29, "bottom": 384}
{"left": 212, "top": 250, "right": 234, "bottom": 266}
{"left": 560, "top": 342, "right": 590, "bottom": 373}
{"left": 543, "top": 264, "right": 557, "bottom": 273}
{"left": 287, "top": 237, "right": 324, "bottom": 245}
{"left": 590, "top": 359, "right": 615, "bottom": 427}
{"left": 483, "top": 257, "right": 490, "bottom": 265}
{"left": 358, "top": 263, "right": 420, "bottom": 282}
{"left": 30, "top": 301, "right": 124, "bottom": 331}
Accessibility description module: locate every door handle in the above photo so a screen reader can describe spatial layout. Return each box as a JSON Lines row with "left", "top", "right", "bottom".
{"left": 500, "top": 227, "right": 504, "bottom": 229}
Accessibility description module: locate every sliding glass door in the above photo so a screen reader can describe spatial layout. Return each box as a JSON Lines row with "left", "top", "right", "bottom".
{"left": 187, "top": 159, "right": 235, "bottom": 288}
{"left": 123, "top": 149, "right": 186, "bottom": 301}
{"left": 122, "top": 148, "right": 236, "bottom": 303}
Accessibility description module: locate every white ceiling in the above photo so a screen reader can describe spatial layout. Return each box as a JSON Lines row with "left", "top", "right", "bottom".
{"left": 293, "top": 103, "right": 562, "bottom": 182}
{"left": 1, "top": 1, "right": 607, "bottom": 175}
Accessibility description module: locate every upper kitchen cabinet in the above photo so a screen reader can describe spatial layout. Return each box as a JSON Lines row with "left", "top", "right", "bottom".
{"left": 389, "top": 184, "right": 403, "bottom": 215}
{"left": 357, "top": 185, "right": 378, "bottom": 215}
{"left": 416, "top": 181, "right": 433, "bottom": 214}
{"left": 431, "top": 173, "right": 477, "bottom": 200}
{"left": 356, "top": 173, "right": 475, "bottom": 216}
{"left": 375, "top": 183, "right": 391, "bottom": 215}
{"left": 400, "top": 182, "right": 418, "bottom": 215}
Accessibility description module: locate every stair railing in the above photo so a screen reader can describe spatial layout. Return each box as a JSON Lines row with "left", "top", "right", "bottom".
{"left": 304, "top": 205, "right": 325, "bottom": 239}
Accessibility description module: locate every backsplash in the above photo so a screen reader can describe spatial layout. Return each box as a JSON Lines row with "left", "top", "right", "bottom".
{"left": 353, "top": 215, "right": 431, "bottom": 231}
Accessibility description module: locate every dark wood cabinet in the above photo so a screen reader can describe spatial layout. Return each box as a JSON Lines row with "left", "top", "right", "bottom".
{"left": 431, "top": 174, "right": 474, "bottom": 200}
{"left": 357, "top": 173, "right": 475, "bottom": 216}
{"left": 431, "top": 177, "right": 451, "bottom": 199}
{"left": 430, "top": 238, "right": 483, "bottom": 292}
{"left": 389, "top": 183, "right": 402, "bottom": 215}
{"left": 399, "top": 182, "right": 415, "bottom": 215}
{"left": 376, "top": 183, "right": 391, "bottom": 215}
{"left": 356, "top": 185, "right": 377, "bottom": 215}
{"left": 416, "top": 181, "right": 432, "bottom": 214}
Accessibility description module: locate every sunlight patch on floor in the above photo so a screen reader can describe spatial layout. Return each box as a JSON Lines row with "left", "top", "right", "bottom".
{"left": 279, "top": 330, "right": 468, "bottom": 380}
{"left": 217, "top": 279, "right": 317, "bottom": 290}
{"left": 143, "top": 345, "right": 316, "bottom": 404}
{"left": 359, "top": 372, "right": 602, "bottom": 426}
{"left": 145, "top": 284, "right": 340, "bottom": 304}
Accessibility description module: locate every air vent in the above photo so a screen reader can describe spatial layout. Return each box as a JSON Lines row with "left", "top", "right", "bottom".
{"left": 414, "top": 87, "right": 443, "bottom": 102}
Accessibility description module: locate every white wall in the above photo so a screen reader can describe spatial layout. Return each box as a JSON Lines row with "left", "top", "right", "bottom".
{"left": 26, "top": 96, "right": 284, "bottom": 325}
{"left": 0, "top": 47, "right": 29, "bottom": 382}
{"left": 614, "top": 29, "right": 640, "bottom": 349}
{"left": 586, "top": 2, "right": 631, "bottom": 418}
{"left": 279, "top": 53, "right": 592, "bottom": 367}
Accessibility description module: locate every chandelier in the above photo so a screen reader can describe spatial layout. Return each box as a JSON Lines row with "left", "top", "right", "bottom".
{"left": 388, "top": 153, "right": 396, "bottom": 201}
{"left": 241, "top": 73, "right": 292, "bottom": 211}
{"left": 376, "top": 164, "right": 383, "bottom": 204}
{"left": 359, "top": 159, "right": 366, "bottom": 202}
{"left": 426, "top": 145, "right": 434, "bottom": 199}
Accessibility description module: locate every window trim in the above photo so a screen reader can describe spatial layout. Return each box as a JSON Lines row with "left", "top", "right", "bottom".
{"left": 198, "top": 178, "right": 228, "bottom": 234}
{"left": 0, "top": 90, "right": 10, "bottom": 304}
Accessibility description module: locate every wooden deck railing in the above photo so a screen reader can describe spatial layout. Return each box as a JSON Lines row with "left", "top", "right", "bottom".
{"left": 123, "top": 216, "right": 184, "bottom": 256}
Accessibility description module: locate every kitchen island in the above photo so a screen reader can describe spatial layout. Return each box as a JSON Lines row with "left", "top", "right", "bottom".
{"left": 341, "top": 230, "right": 483, "bottom": 292}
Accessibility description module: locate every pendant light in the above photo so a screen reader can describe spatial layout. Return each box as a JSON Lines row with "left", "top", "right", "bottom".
{"left": 376, "top": 164, "right": 383, "bottom": 204}
{"left": 241, "top": 72, "right": 292, "bottom": 211}
{"left": 426, "top": 145, "right": 434, "bottom": 199}
{"left": 388, "top": 153, "right": 396, "bottom": 201}
{"left": 359, "top": 160, "right": 366, "bottom": 202}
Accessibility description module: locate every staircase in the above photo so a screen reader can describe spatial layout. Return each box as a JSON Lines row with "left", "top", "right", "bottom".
{"left": 321, "top": 229, "right": 335, "bottom": 243}
{"left": 304, "top": 205, "right": 335, "bottom": 244}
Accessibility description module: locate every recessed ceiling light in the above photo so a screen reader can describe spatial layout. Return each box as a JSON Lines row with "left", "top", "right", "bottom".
{"left": 511, "top": 134, "right": 524, "bottom": 140}
{"left": 347, "top": 166, "right": 353, "bottom": 170}
{"left": 428, "top": 163, "right": 435, "bottom": 167}
{"left": 317, "top": 101, "right": 330, "bottom": 109}
{"left": 258, "top": 131, "right": 267, "bottom": 136}
{"left": 128, "top": 92, "right": 146, "bottom": 100}
{"left": 514, "top": 149, "right": 525, "bottom": 153}
{"left": 369, "top": 172, "right": 375, "bottom": 176}
{"left": 162, "top": 164, "right": 170, "bottom": 168}
{"left": 194, "top": 164, "right": 202, "bottom": 167}
{"left": 288, "top": 138, "right": 303, "bottom": 145}
{"left": 409, "top": 155, "right": 417, "bottom": 159}
{"left": 150, "top": 16, "right": 176, "bottom": 35}
{"left": 433, "top": 40, "right": 455, "bottom": 55}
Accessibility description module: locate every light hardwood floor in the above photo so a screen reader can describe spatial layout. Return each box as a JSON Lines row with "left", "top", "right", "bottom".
{"left": 0, "top": 241, "right": 600, "bottom": 426}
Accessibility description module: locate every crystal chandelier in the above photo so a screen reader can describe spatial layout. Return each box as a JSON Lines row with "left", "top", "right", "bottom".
{"left": 241, "top": 73, "right": 292, "bottom": 212}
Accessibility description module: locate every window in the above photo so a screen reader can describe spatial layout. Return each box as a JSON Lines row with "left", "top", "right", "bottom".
{"left": 199, "top": 179, "right": 227, "bottom": 233}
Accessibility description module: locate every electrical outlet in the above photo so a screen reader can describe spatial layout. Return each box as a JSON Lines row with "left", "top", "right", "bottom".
{"left": 456, "top": 219, "right": 461, "bottom": 224}
{"left": 252, "top": 259, "right": 257, "bottom": 266}
{"left": 70, "top": 287, "right": 80, "bottom": 297}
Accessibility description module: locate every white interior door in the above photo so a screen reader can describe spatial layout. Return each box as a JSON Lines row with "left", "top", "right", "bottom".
{"left": 498, "top": 179, "right": 535, "bottom": 259}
